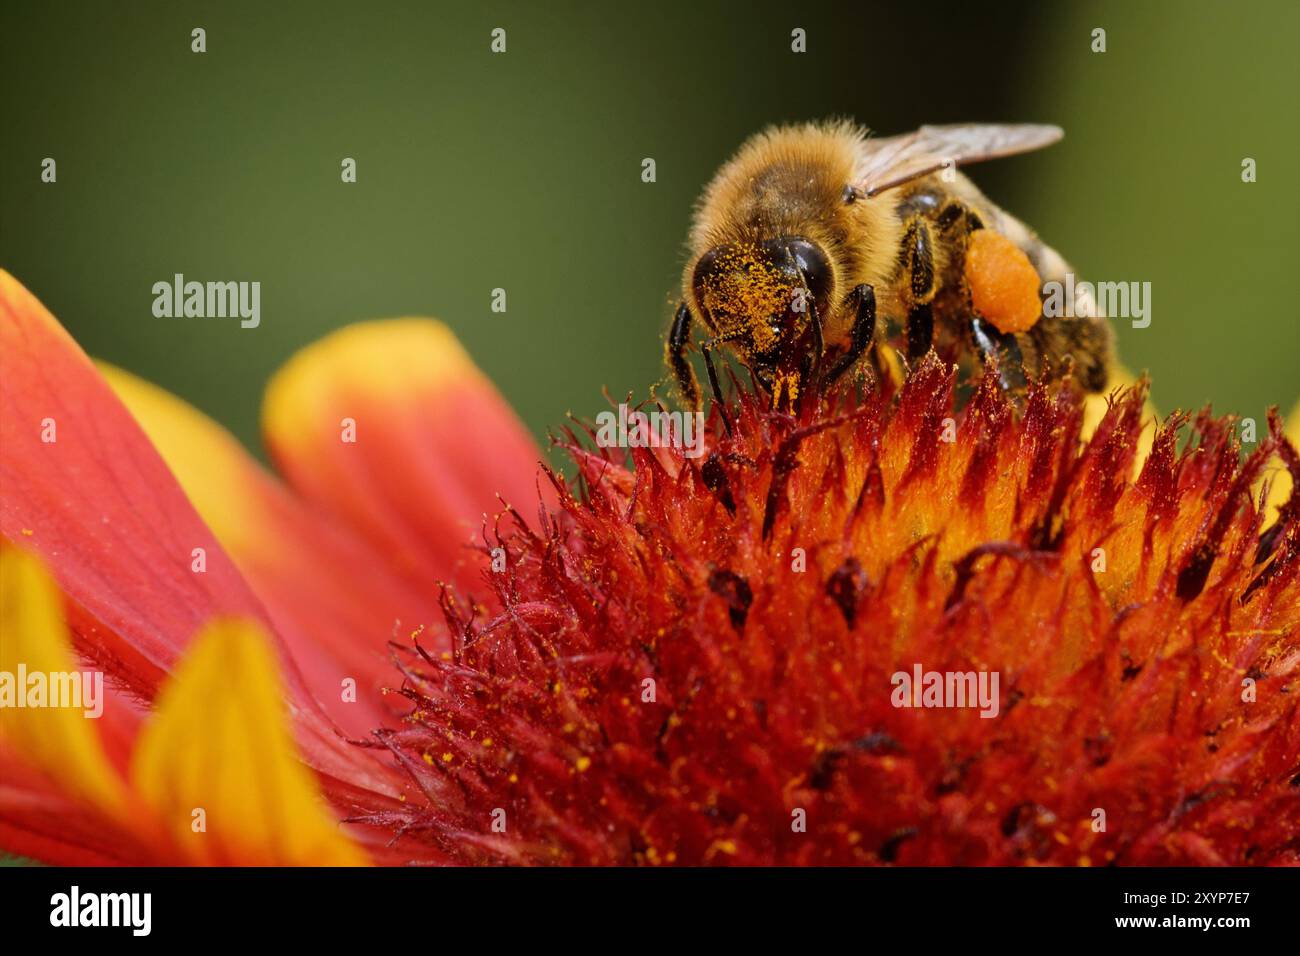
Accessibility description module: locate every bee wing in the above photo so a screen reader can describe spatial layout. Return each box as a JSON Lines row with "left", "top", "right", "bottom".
{"left": 853, "top": 123, "right": 1063, "bottom": 198}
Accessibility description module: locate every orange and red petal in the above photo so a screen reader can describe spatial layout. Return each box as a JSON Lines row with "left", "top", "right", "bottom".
{"left": 129, "top": 618, "right": 371, "bottom": 865}
{"left": 102, "top": 364, "right": 436, "bottom": 738}
{"left": 2, "top": 548, "right": 378, "bottom": 864}
{"left": 262, "top": 319, "right": 548, "bottom": 597}
{"left": 0, "top": 273, "right": 384, "bottom": 790}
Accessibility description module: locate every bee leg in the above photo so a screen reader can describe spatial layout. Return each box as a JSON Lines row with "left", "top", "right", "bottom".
{"left": 668, "top": 302, "right": 701, "bottom": 412}
{"left": 822, "top": 284, "right": 877, "bottom": 387}
{"left": 906, "top": 304, "right": 933, "bottom": 361}
{"left": 970, "top": 317, "right": 1028, "bottom": 394}
{"left": 749, "top": 364, "right": 774, "bottom": 395}
{"left": 808, "top": 298, "right": 824, "bottom": 389}
{"left": 938, "top": 202, "right": 1032, "bottom": 393}
{"left": 899, "top": 216, "right": 937, "bottom": 360}
{"left": 935, "top": 202, "right": 965, "bottom": 235}
{"left": 936, "top": 200, "right": 984, "bottom": 236}
{"left": 699, "top": 339, "right": 734, "bottom": 437}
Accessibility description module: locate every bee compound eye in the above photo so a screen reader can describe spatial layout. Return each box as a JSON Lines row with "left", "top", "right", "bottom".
{"left": 691, "top": 243, "right": 760, "bottom": 318}
{"left": 781, "top": 237, "right": 832, "bottom": 311}
{"left": 691, "top": 244, "right": 728, "bottom": 290}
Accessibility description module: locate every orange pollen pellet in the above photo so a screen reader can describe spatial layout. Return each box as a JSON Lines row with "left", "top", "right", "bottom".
{"left": 964, "top": 230, "right": 1042, "bottom": 334}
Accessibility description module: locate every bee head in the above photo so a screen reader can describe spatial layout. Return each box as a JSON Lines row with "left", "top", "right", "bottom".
{"left": 691, "top": 236, "right": 832, "bottom": 359}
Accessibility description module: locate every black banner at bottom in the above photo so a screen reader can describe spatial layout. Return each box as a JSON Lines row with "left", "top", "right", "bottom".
{"left": 1, "top": 865, "right": 1294, "bottom": 943}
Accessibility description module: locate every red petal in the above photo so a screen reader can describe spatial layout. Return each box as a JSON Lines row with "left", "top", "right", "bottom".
{"left": 1, "top": 274, "right": 260, "bottom": 686}
{"left": 0, "top": 756, "right": 150, "bottom": 865}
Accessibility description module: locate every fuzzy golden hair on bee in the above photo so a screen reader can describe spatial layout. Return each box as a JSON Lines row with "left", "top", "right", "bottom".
{"left": 685, "top": 120, "right": 903, "bottom": 320}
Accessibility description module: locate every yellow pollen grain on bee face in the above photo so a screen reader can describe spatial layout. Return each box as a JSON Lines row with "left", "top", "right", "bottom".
{"left": 483, "top": 738, "right": 493, "bottom": 748}
{"left": 422, "top": 752, "right": 433, "bottom": 765}
{"left": 701, "top": 245, "right": 798, "bottom": 346}
{"left": 441, "top": 752, "right": 454, "bottom": 763}
{"left": 575, "top": 756, "right": 592, "bottom": 772}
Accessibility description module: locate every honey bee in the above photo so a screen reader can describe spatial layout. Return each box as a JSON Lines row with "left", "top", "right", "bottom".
{"left": 667, "top": 120, "right": 1112, "bottom": 410}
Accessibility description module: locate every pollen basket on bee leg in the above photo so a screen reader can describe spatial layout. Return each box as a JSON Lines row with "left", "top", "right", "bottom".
{"left": 963, "top": 231, "right": 1042, "bottom": 335}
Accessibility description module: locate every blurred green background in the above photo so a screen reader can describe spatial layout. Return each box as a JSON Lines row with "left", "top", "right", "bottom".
{"left": 2, "top": 0, "right": 1296, "bottom": 463}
